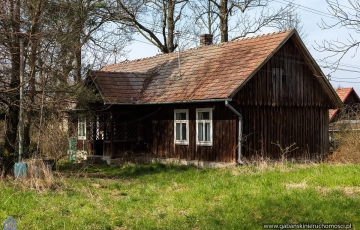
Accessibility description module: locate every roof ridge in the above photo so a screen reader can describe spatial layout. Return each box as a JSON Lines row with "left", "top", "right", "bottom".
{"left": 100, "top": 30, "right": 293, "bottom": 70}
{"left": 101, "top": 51, "right": 179, "bottom": 70}
{"left": 232, "top": 29, "right": 293, "bottom": 42}
{"left": 93, "top": 70, "right": 151, "bottom": 75}
{"left": 335, "top": 87, "right": 353, "bottom": 90}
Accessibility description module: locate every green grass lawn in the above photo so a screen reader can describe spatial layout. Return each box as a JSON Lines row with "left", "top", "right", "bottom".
{"left": 0, "top": 162, "right": 359, "bottom": 229}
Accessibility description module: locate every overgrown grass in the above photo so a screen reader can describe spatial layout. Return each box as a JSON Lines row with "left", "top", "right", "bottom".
{"left": 1, "top": 162, "right": 359, "bottom": 229}
{"left": 327, "top": 128, "right": 360, "bottom": 164}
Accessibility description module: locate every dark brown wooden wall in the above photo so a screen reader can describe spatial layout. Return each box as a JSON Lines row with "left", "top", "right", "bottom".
{"left": 235, "top": 39, "right": 333, "bottom": 107}
{"left": 89, "top": 104, "right": 238, "bottom": 162}
{"left": 151, "top": 103, "right": 237, "bottom": 162}
{"left": 344, "top": 91, "right": 360, "bottom": 105}
{"left": 234, "top": 38, "right": 332, "bottom": 159}
{"left": 239, "top": 105, "right": 329, "bottom": 158}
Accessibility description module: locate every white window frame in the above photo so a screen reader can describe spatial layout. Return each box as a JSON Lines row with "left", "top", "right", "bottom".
{"left": 196, "top": 108, "right": 213, "bottom": 146}
{"left": 174, "top": 109, "right": 189, "bottom": 145}
{"left": 78, "top": 118, "right": 86, "bottom": 140}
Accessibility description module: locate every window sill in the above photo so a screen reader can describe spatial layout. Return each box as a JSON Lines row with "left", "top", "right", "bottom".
{"left": 175, "top": 142, "right": 189, "bottom": 146}
{"left": 196, "top": 142, "right": 212, "bottom": 147}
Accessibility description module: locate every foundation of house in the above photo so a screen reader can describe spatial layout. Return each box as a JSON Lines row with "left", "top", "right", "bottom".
{"left": 98, "top": 156, "right": 237, "bottom": 168}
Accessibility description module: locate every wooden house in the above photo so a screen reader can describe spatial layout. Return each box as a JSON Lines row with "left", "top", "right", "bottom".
{"left": 329, "top": 87, "right": 360, "bottom": 131}
{"left": 84, "top": 29, "right": 342, "bottom": 164}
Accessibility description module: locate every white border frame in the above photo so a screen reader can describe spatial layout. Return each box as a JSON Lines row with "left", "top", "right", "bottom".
{"left": 174, "top": 109, "right": 189, "bottom": 145}
{"left": 196, "top": 108, "right": 213, "bottom": 146}
{"left": 78, "top": 118, "right": 86, "bottom": 140}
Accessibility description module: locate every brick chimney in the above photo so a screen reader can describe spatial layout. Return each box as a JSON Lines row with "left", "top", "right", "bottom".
{"left": 200, "top": 34, "right": 213, "bottom": 46}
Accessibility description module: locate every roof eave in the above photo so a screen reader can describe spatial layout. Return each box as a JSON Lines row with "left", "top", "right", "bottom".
{"left": 228, "top": 29, "right": 343, "bottom": 108}
{"left": 88, "top": 70, "right": 110, "bottom": 104}
{"left": 345, "top": 88, "right": 360, "bottom": 103}
{"left": 329, "top": 109, "right": 339, "bottom": 121}
{"left": 289, "top": 31, "right": 343, "bottom": 108}
{"left": 103, "top": 98, "right": 232, "bottom": 105}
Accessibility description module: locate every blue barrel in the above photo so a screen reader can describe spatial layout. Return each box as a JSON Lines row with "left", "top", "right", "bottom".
{"left": 14, "top": 162, "right": 27, "bottom": 178}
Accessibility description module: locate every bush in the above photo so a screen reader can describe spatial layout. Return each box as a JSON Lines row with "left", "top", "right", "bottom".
{"left": 16, "top": 158, "right": 57, "bottom": 191}
{"left": 35, "top": 116, "right": 71, "bottom": 162}
{"left": 326, "top": 129, "right": 360, "bottom": 164}
{"left": 326, "top": 105, "right": 360, "bottom": 164}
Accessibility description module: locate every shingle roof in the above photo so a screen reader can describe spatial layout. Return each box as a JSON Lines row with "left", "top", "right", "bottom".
{"left": 89, "top": 29, "right": 341, "bottom": 106}
{"left": 335, "top": 87, "right": 357, "bottom": 102}
{"left": 329, "top": 87, "right": 360, "bottom": 120}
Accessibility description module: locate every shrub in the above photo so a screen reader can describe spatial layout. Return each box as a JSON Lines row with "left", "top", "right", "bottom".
{"left": 326, "top": 106, "right": 360, "bottom": 163}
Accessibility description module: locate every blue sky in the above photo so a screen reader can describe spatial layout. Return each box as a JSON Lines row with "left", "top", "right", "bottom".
{"left": 120, "top": 0, "right": 360, "bottom": 94}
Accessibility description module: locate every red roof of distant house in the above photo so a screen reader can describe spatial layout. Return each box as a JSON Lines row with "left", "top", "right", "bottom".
{"left": 329, "top": 87, "right": 360, "bottom": 120}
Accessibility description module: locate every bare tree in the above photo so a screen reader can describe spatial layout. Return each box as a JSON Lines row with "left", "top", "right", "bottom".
{"left": 0, "top": 0, "right": 22, "bottom": 174}
{"left": 115, "top": 0, "right": 189, "bottom": 53}
{"left": 0, "top": 0, "right": 131, "bottom": 175}
{"left": 188, "top": 0, "right": 220, "bottom": 43}
{"left": 272, "top": 1, "right": 307, "bottom": 42}
{"left": 189, "top": 0, "right": 219, "bottom": 34}
{"left": 316, "top": 0, "right": 360, "bottom": 69}
{"left": 206, "top": 0, "right": 290, "bottom": 42}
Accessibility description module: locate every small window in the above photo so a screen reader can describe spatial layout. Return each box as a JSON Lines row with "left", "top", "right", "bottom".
{"left": 78, "top": 118, "right": 86, "bottom": 140}
{"left": 196, "top": 108, "right": 213, "bottom": 146}
{"left": 174, "top": 109, "right": 189, "bottom": 145}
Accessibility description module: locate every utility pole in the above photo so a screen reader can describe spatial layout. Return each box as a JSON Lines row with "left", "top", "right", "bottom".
{"left": 18, "top": 38, "right": 24, "bottom": 162}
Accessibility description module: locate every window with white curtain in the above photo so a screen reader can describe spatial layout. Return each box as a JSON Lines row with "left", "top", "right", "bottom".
{"left": 174, "top": 109, "right": 189, "bottom": 145}
{"left": 196, "top": 108, "right": 212, "bottom": 146}
{"left": 78, "top": 118, "right": 86, "bottom": 140}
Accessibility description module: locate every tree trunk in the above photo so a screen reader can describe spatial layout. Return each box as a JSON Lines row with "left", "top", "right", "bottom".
{"left": 24, "top": 43, "right": 37, "bottom": 158}
{"left": 219, "top": 0, "right": 229, "bottom": 42}
{"left": 207, "top": 0, "right": 212, "bottom": 34}
{"left": 74, "top": 44, "right": 82, "bottom": 83}
{"left": 3, "top": 0, "right": 21, "bottom": 175}
{"left": 167, "top": 1, "right": 176, "bottom": 53}
{"left": 24, "top": 0, "right": 43, "bottom": 158}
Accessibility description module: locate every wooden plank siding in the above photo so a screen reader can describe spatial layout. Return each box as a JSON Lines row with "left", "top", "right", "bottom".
{"left": 234, "top": 38, "right": 332, "bottom": 159}
{"left": 235, "top": 39, "right": 333, "bottom": 107}
{"left": 151, "top": 103, "right": 237, "bottom": 162}
{"left": 238, "top": 105, "right": 328, "bottom": 158}
{"left": 86, "top": 104, "right": 237, "bottom": 162}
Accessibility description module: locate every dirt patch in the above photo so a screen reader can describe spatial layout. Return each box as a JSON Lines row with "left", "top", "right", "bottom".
{"left": 285, "top": 181, "right": 308, "bottom": 189}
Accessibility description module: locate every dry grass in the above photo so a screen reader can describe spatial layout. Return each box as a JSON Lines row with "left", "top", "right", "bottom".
{"left": 241, "top": 154, "right": 299, "bottom": 173}
{"left": 13, "top": 159, "right": 59, "bottom": 192}
{"left": 316, "top": 186, "right": 360, "bottom": 197}
{"left": 327, "top": 106, "right": 360, "bottom": 164}
{"left": 326, "top": 129, "right": 360, "bottom": 164}
{"left": 285, "top": 180, "right": 308, "bottom": 189}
